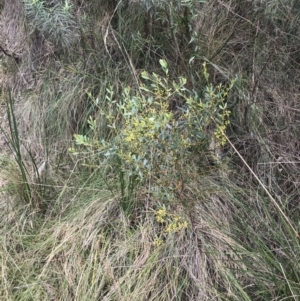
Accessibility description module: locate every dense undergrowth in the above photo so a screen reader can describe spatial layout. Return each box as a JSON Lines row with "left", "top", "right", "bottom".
{"left": 0, "top": 0, "right": 300, "bottom": 300}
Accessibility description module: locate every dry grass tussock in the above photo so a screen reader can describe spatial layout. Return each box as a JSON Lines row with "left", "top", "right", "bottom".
{"left": 0, "top": 174, "right": 252, "bottom": 301}
{"left": 0, "top": 0, "right": 300, "bottom": 300}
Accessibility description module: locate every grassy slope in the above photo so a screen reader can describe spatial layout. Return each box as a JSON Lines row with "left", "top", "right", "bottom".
{"left": 0, "top": 0, "right": 300, "bottom": 300}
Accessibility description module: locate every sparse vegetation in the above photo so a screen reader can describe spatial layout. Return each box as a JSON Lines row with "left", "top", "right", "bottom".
{"left": 1, "top": 0, "right": 300, "bottom": 300}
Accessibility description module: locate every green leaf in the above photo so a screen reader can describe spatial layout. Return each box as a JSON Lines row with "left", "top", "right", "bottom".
{"left": 74, "top": 134, "right": 90, "bottom": 146}
{"left": 189, "top": 56, "right": 195, "bottom": 65}
{"left": 159, "top": 59, "right": 168, "bottom": 69}
{"left": 141, "top": 71, "right": 150, "bottom": 80}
